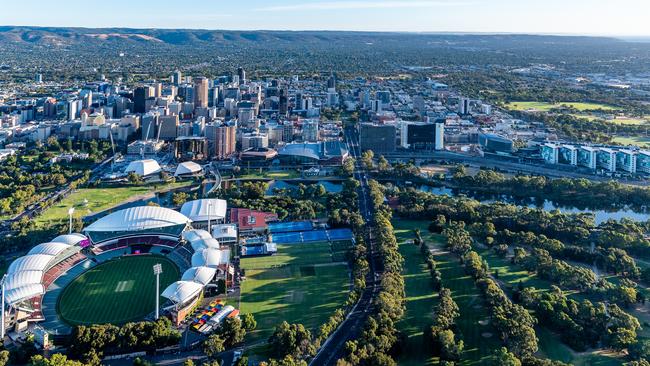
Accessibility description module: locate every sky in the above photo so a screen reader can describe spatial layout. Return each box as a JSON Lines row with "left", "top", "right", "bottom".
{"left": 2, "top": 0, "right": 650, "bottom": 36}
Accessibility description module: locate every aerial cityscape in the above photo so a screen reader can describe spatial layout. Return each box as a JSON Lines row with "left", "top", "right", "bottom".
{"left": 2, "top": 1, "right": 650, "bottom": 366}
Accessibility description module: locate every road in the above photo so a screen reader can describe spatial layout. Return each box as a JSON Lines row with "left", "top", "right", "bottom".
{"left": 384, "top": 150, "right": 650, "bottom": 186}
{"left": 309, "top": 126, "right": 381, "bottom": 366}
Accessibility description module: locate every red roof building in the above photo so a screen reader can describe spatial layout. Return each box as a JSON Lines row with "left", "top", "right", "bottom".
{"left": 229, "top": 208, "right": 279, "bottom": 234}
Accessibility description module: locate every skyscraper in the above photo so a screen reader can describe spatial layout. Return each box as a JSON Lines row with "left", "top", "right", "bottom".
{"left": 171, "top": 70, "right": 182, "bottom": 86}
{"left": 237, "top": 67, "right": 246, "bottom": 84}
{"left": 133, "top": 87, "right": 146, "bottom": 114}
{"left": 194, "top": 77, "right": 209, "bottom": 109}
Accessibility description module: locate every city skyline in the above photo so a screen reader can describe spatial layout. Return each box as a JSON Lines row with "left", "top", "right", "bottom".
{"left": 1, "top": 0, "right": 650, "bottom": 37}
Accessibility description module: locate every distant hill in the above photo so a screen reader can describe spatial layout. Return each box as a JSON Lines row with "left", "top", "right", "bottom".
{"left": 0, "top": 26, "right": 627, "bottom": 47}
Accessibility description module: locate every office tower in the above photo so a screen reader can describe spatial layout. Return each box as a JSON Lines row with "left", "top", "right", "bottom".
{"left": 133, "top": 86, "right": 148, "bottom": 113}
{"left": 194, "top": 77, "right": 209, "bottom": 109}
{"left": 377, "top": 91, "right": 391, "bottom": 107}
{"left": 66, "top": 100, "right": 78, "bottom": 120}
{"left": 458, "top": 98, "right": 470, "bottom": 115}
{"left": 81, "top": 90, "right": 93, "bottom": 109}
{"left": 171, "top": 70, "right": 182, "bottom": 86}
{"left": 141, "top": 112, "right": 159, "bottom": 140}
{"left": 158, "top": 115, "right": 179, "bottom": 140}
{"left": 237, "top": 67, "right": 246, "bottom": 84}
{"left": 279, "top": 88, "right": 288, "bottom": 115}
{"left": 360, "top": 123, "right": 396, "bottom": 153}
{"left": 208, "top": 87, "right": 219, "bottom": 107}
{"left": 153, "top": 82, "right": 162, "bottom": 98}
{"left": 35, "top": 73, "right": 43, "bottom": 83}
{"left": 327, "top": 74, "right": 336, "bottom": 90}
{"left": 302, "top": 120, "right": 319, "bottom": 142}
{"left": 206, "top": 124, "right": 236, "bottom": 160}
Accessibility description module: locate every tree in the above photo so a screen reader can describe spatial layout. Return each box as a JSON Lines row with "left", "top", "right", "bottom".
{"left": 268, "top": 322, "right": 315, "bottom": 359}
{"left": 242, "top": 313, "right": 257, "bottom": 331}
{"left": 30, "top": 354, "right": 86, "bottom": 366}
{"left": 216, "top": 318, "right": 246, "bottom": 348}
{"left": 203, "top": 334, "right": 225, "bottom": 359}
{"left": 487, "top": 348, "right": 521, "bottom": 366}
{"left": 182, "top": 359, "right": 195, "bottom": 366}
{"left": 172, "top": 192, "right": 189, "bottom": 206}
{"left": 127, "top": 172, "right": 142, "bottom": 185}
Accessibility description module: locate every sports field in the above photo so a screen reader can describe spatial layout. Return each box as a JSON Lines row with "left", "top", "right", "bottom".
{"left": 613, "top": 136, "right": 650, "bottom": 148}
{"left": 239, "top": 242, "right": 350, "bottom": 344}
{"left": 505, "top": 101, "right": 617, "bottom": 112}
{"left": 57, "top": 255, "right": 179, "bottom": 325}
{"left": 35, "top": 182, "right": 193, "bottom": 228}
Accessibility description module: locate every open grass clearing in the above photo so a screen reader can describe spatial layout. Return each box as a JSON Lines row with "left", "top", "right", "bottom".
{"left": 613, "top": 136, "right": 650, "bottom": 148}
{"left": 505, "top": 101, "right": 617, "bottom": 112}
{"left": 239, "top": 242, "right": 350, "bottom": 346}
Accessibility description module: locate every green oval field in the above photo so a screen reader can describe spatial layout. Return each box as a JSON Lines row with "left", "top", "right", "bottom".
{"left": 57, "top": 255, "right": 179, "bottom": 326}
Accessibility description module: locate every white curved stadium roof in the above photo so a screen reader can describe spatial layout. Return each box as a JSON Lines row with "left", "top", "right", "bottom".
{"left": 191, "top": 248, "right": 230, "bottom": 268}
{"left": 5, "top": 270, "right": 43, "bottom": 291}
{"left": 190, "top": 238, "right": 221, "bottom": 252}
{"left": 182, "top": 229, "right": 212, "bottom": 244}
{"left": 28, "top": 242, "right": 71, "bottom": 256}
{"left": 175, "top": 161, "right": 202, "bottom": 176}
{"left": 8, "top": 254, "right": 54, "bottom": 274}
{"left": 5, "top": 284, "right": 45, "bottom": 305}
{"left": 125, "top": 159, "right": 162, "bottom": 177}
{"left": 182, "top": 266, "right": 217, "bottom": 286}
{"left": 51, "top": 233, "right": 87, "bottom": 246}
{"left": 161, "top": 281, "right": 204, "bottom": 304}
{"left": 85, "top": 206, "right": 191, "bottom": 233}
{"left": 180, "top": 199, "right": 227, "bottom": 222}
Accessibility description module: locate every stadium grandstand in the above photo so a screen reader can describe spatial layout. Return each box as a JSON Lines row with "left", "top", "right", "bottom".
{"left": 84, "top": 206, "right": 190, "bottom": 244}
{"left": 4, "top": 205, "right": 237, "bottom": 336}
{"left": 3, "top": 233, "right": 88, "bottom": 333}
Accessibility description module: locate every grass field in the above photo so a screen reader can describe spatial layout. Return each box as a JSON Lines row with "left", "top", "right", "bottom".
{"left": 237, "top": 169, "right": 301, "bottom": 180}
{"left": 35, "top": 182, "right": 192, "bottom": 227}
{"left": 613, "top": 136, "right": 650, "bottom": 148}
{"left": 394, "top": 220, "right": 500, "bottom": 366}
{"left": 239, "top": 242, "right": 350, "bottom": 344}
{"left": 57, "top": 255, "right": 179, "bottom": 325}
{"left": 505, "top": 101, "right": 617, "bottom": 112}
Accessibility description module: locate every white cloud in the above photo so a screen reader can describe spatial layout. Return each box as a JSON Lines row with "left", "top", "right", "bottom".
{"left": 255, "top": 0, "right": 470, "bottom": 12}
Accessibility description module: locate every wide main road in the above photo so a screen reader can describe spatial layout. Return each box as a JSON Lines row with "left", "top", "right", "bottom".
{"left": 309, "top": 126, "right": 381, "bottom": 366}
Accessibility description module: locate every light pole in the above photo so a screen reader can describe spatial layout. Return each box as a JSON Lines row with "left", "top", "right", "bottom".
{"left": 1, "top": 274, "right": 6, "bottom": 341}
{"left": 207, "top": 201, "right": 212, "bottom": 235}
{"left": 153, "top": 264, "right": 163, "bottom": 320}
{"left": 68, "top": 207, "right": 75, "bottom": 234}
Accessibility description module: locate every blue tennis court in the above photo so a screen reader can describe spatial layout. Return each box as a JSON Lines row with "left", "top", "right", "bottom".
{"left": 271, "top": 228, "right": 354, "bottom": 244}
{"left": 268, "top": 221, "right": 313, "bottom": 233}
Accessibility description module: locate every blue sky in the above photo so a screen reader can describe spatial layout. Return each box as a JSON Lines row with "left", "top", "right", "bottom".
{"left": 2, "top": 0, "right": 649, "bottom": 36}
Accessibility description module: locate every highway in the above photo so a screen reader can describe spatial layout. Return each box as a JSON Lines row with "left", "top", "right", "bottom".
{"left": 309, "top": 126, "right": 381, "bottom": 366}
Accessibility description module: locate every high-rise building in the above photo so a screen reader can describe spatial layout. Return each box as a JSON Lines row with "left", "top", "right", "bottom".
{"left": 377, "top": 91, "right": 390, "bottom": 107}
{"left": 194, "top": 77, "right": 209, "bottom": 109}
{"left": 133, "top": 86, "right": 151, "bottom": 114}
{"left": 171, "top": 70, "right": 182, "bottom": 86}
{"left": 279, "top": 88, "right": 288, "bottom": 115}
{"left": 206, "top": 123, "right": 237, "bottom": 160}
{"left": 327, "top": 74, "right": 336, "bottom": 90}
{"left": 237, "top": 67, "right": 246, "bottom": 84}
{"left": 158, "top": 115, "right": 179, "bottom": 140}
{"left": 302, "top": 119, "right": 319, "bottom": 142}
{"left": 360, "top": 123, "right": 396, "bottom": 153}
{"left": 458, "top": 98, "right": 470, "bottom": 115}
{"left": 35, "top": 73, "right": 43, "bottom": 83}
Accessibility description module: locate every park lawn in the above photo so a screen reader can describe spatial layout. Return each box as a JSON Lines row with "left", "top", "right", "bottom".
{"left": 505, "top": 101, "right": 617, "bottom": 112}
{"left": 393, "top": 220, "right": 500, "bottom": 365}
{"left": 34, "top": 182, "right": 192, "bottom": 227}
{"left": 612, "top": 117, "right": 650, "bottom": 125}
{"left": 613, "top": 136, "right": 650, "bottom": 148}
{"left": 239, "top": 243, "right": 350, "bottom": 345}
{"left": 394, "top": 220, "right": 439, "bottom": 366}
{"left": 237, "top": 169, "right": 301, "bottom": 180}
{"left": 57, "top": 255, "right": 179, "bottom": 325}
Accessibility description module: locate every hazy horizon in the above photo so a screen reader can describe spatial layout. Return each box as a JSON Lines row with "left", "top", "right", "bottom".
{"left": 2, "top": 0, "right": 650, "bottom": 37}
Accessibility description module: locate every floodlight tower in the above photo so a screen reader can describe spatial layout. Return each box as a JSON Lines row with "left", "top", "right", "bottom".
{"left": 68, "top": 207, "right": 75, "bottom": 234}
{"left": 1, "top": 274, "right": 6, "bottom": 341}
{"left": 153, "top": 264, "right": 163, "bottom": 320}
